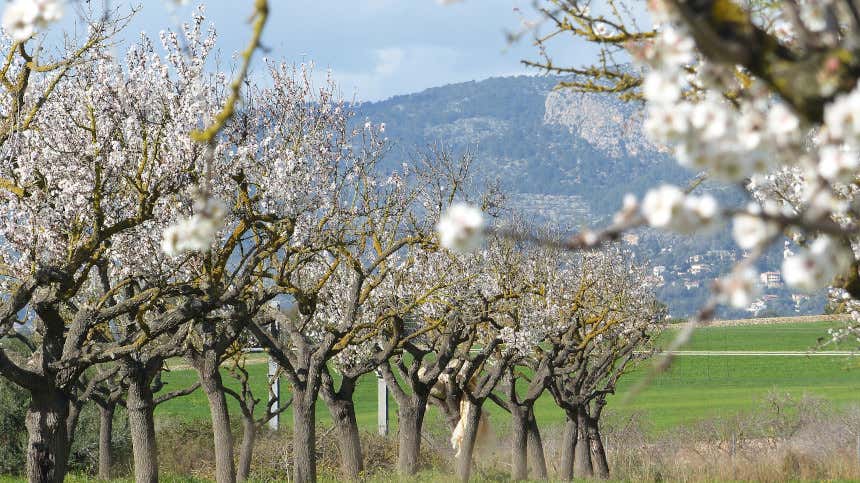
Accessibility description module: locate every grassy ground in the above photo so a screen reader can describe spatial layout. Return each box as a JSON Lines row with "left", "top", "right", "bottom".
{"left": 153, "top": 320, "right": 860, "bottom": 435}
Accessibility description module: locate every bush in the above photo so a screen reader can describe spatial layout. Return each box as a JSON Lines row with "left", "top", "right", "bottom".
{"left": 68, "top": 403, "right": 133, "bottom": 476}
{"left": 0, "top": 377, "right": 28, "bottom": 475}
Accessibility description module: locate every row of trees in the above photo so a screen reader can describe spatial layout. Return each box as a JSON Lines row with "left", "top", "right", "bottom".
{"left": 0, "top": 6, "right": 665, "bottom": 483}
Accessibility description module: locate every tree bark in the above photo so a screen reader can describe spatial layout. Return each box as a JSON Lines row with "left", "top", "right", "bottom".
{"left": 559, "top": 416, "right": 577, "bottom": 481}
{"left": 510, "top": 405, "right": 528, "bottom": 481}
{"left": 324, "top": 396, "right": 364, "bottom": 479}
{"left": 127, "top": 375, "right": 158, "bottom": 483}
{"left": 587, "top": 416, "right": 610, "bottom": 479}
{"left": 25, "top": 390, "right": 70, "bottom": 483}
{"left": 236, "top": 415, "right": 256, "bottom": 482}
{"left": 65, "top": 401, "right": 83, "bottom": 447}
{"left": 98, "top": 403, "right": 115, "bottom": 481}
{"left": 455, "top": 400, "right": 483, "bottom": 483}
{"left": 292, "top": 395, "right": 317, "bottom": 483}
{"left": 200, "top": 372, "right": 236, "bottom": 483}
{"left": 396, "top": 397, "right": 427, "bottom": 475}
{"left": 526, "top": 410, "right": 548, "bottom": 480}
{"left": 573, "top": 407, "right": 593, "bottom": 479}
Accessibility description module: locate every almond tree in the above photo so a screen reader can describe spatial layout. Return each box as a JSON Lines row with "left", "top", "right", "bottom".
{"left": 425, "top": 235, "right": 552, "bottom": 483}
{"left": 222, "top": 351, "right": 292, "bottom": 482}
{"left": 538, "top": 250, "right": 664, "bottom": 480}
{"left": 0, "top": 10, "right": 227, "bottom": 480}
{"left": 247, "top": 186, "right": 439, "bottom": 481}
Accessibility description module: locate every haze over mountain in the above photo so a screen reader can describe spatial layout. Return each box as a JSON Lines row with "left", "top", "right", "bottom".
{"left": 357, "top": 75, "right": 825, "bottom": 318}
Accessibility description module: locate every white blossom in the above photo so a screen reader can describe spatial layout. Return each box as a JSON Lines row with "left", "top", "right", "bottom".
{"left": 717, "top": 267, "right": 761, "bottom": 308}
{"left": 818, "top": 145, "right": 859, "bottom": 183}
{"left": 641, "top": 185, "right": 720, "bottom": 234}
{"left": 782, "top": 236, "right": 853, "bottom": 292}
{"left": 824, "top": 89, "right": 860, "bottom": 143}
{"left": 437, "top": 203, "right": 485, "bottom": 252}
{"left": 161, "top": 200, "right": 226, "bottom": 257}
{"left": 1, "top": 0, "right": 62, "bottom": 41}
{"left": 732, "top": 209, "right": 779, "bottom": 249}
{"left": 2, "top": 1, "right": 38, "bottom": 41}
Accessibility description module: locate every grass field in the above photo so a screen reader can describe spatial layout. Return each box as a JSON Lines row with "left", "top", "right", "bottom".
{"left": 153, "top": 320, "right": 860, "bottom": 435}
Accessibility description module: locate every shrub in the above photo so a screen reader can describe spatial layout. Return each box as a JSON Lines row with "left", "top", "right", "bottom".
{"left": 0, "top": 377, "right": 28, "bottom": 475}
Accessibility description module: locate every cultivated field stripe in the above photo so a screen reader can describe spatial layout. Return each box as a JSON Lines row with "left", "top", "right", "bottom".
{"left": 659, "top": 350, "right": 857, "bottom": 356}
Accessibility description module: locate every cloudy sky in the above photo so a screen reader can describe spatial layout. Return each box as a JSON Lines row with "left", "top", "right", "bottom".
{"left": 56, "top": 0, "right": 601, "bottom": 101}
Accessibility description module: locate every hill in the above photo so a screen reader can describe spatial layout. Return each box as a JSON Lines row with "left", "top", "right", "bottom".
{"left": 356, "top": 75, "right": 825, "bottom": 318}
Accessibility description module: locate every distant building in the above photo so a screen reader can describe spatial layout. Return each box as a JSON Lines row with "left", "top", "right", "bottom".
{"left": 747, "top": 300, "right": 766, "bottom": 314}
{"left": 622, "top": 233, "right": 640, "bottom": 245}
{"left": 645, "top": 275, "right": 665, "bottom": 287}
{"left": 707, "top": 249, "right": 736, "bottom": 262}
{"left": 688, "top": 254, "right": 703, "bottom": 264}
{"left": 684, "top": 280, "right": 700, "bottom": 290}
{"left": 652, "top": 265, "right": 666, "bottom": 276}
{"left": 759, "top": 271, "right": 783, "bottom": 288}
{"left": 689, "top": 263, "right": 709, "bottom": 275}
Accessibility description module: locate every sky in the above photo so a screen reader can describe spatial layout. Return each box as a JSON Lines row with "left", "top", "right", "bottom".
{"left": 54, "top": 0, "right": 601, "bottom": 102}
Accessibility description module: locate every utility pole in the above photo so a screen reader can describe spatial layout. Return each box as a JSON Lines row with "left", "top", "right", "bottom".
{"left": 377, "top": 369, "right": 388, "bottom": 436}
{"left": 267, "top": 318, "right": 281, "bottom": 431}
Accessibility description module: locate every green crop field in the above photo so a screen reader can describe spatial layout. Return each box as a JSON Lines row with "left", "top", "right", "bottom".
{"left": 154, "top": 320, "right": 860, "bottom": 435}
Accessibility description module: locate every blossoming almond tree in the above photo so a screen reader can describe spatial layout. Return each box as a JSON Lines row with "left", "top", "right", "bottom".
{"left": 545, "top": 250, "right": 664, "bottom": 479}
{"left": 237, "top": 100, "right": 459, "bottom": 482}
{"left": 0, "top": 8, "right": 236, "bottom": 480}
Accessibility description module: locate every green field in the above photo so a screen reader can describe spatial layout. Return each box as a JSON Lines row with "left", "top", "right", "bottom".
{"left": 154, "top": 321, "right": 860, "bottom": 435}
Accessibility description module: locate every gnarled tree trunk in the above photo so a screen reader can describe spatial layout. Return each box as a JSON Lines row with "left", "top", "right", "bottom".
{"left": 98, "top": 403, "right": 115, "bottom": 480}
{"left": 526, "top": 409, "right": 548, "bottom": 479}
{"left": 559, "top": 415, "right": 577, "bottom": 481}
{"left": 200, "top": 370, "right": 236, "bottom": 483}
{"left": 25, "top": 389, "right": 70, "bottom": 483}
{"left": 65, "top": 401, "right": 83, "bottom": 447}
{"left": 320, "top": 373, "right": 364, "bottom": 479}
{"left": 510, "top": 405, "right": 529, "bottom": 481}
{"left": 586, "top": 415, "right": 610, "bottom": 479}
{"left": 396, "top": 395, "right": 428, "bottom": 475}
{"left": 455, "top": 400, "right": 483, "bottom": 483}
{"left": 127, "top": 375, "right": 158, "bottom": 483}
{"left": 573, "top": 407, "right": 593, "bottom": 479}
{"left": 324, "top": 396, "right": 363, "bottom": 479}
{"left": 292, "top": 392, "right": 317, "bottom": 483}
{"left": 236, "top": 415, "right": 256, "bottom": 482}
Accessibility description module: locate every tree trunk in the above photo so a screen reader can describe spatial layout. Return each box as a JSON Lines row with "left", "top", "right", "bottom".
{"left": 201, "top": 372, "right": 236, "bottom": 483}
{"left": 292, "top": 395, "right": 317, "bottom": 483}
{"left": 325, "top": 397, "right": 364, "bottom": 479}
{"left": 526, "top": 409, "right": 548, "bottom": 479}
{"left": 455, "top": 400, "right": 483, "bottom": 483}
{"left": 236, "top": 415, "right": 256, "bottom": 482}
{"left": 510, "top": 405, "right": 528, "bottom": 481}
{"left": 587, "top": 416, "right": 610, "bottom": 479}
{"left": 573, "top": 407, "right": 593, "bottom": 479}
{"left": 127, "top": 376, "right": 158, "bottom": 483}
{"left": 559, "top": 415, "right": 577, "bottom": 481}
{"left": 98, "top": 403, "right": 115, "bottom": 480}
{"left": 396, "top": 397, "right": 427, "bottom": 475}
{"left": 25, "top": 390, "right": 70, "bottom": 483}
{"left": 65, "top": 401, "right": 82, "bottom": 446}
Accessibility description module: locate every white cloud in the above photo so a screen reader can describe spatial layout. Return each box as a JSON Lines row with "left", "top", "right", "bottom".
{"left": 374, "top": 47, "right": 405, "bottom": 76}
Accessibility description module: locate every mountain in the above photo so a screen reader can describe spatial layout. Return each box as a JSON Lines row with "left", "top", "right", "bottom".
{"left": 356, "top": 75, "right": 825, "bottom": 318}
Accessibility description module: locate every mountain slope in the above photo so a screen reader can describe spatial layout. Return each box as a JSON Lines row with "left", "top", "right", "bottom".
{"left": 357, "top": 75, "right": 824, "bottom": 318}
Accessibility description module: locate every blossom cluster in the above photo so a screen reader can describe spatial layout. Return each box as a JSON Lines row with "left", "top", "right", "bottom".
{"left": 2, "top": 0, "right": 62, "bottom": 41}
